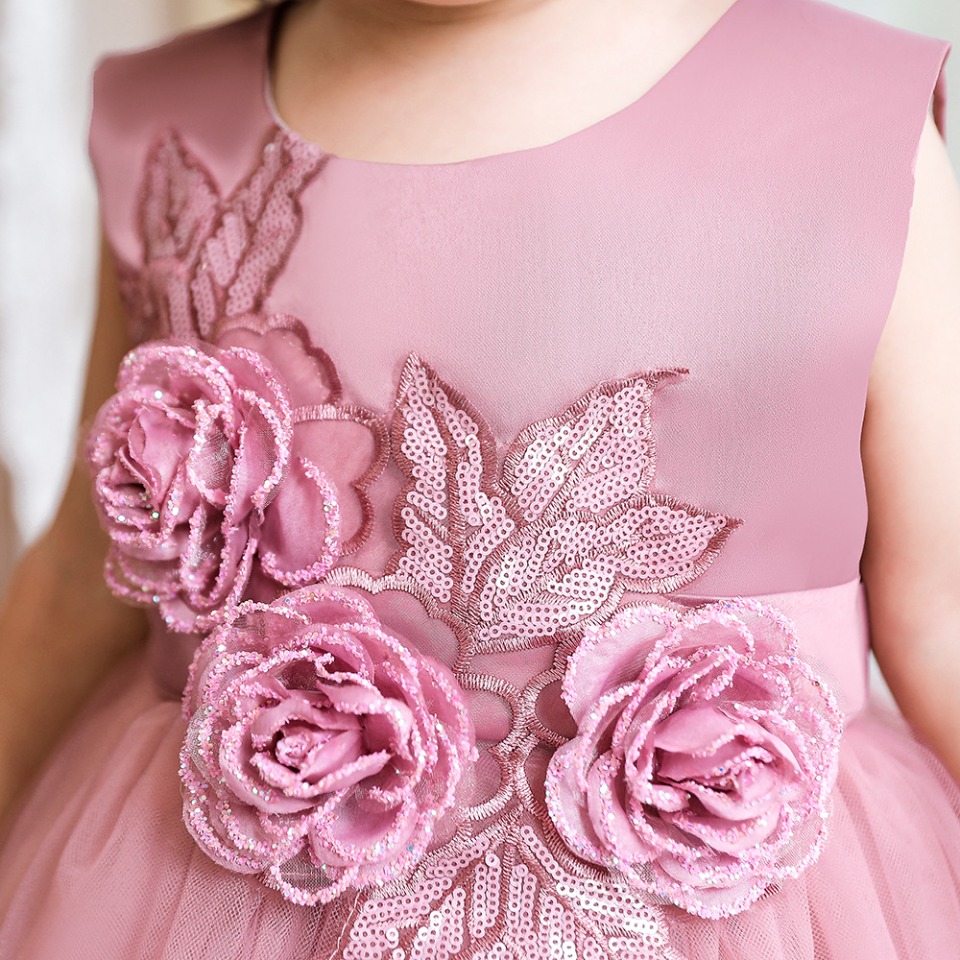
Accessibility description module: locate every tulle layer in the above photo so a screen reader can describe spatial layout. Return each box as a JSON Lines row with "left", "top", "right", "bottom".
{"left": 0, "top": 647, "right": 959, "bottom": 960}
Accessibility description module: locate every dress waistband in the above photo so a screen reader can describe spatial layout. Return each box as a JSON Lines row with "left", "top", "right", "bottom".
{"left": 669, "top": 575, "right": 870, "bottom": 717}
{"left": 148, "top": 577, "right": 872, "bottom": 717}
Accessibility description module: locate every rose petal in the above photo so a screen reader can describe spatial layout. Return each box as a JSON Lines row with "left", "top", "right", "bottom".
{"left": 586, "top": 758, "right": 659, "bottom": 865}
{"left": 128, "top": 405, "right": 191, "bottom": 494}
{"left": 258, "top": 456, "right": 341, "bottom": 585}
{"left": 651, "top": 704, "right": 736, "bottom": 755}
{"left": 663, "top": 804, "right": 783, "bottom": 855}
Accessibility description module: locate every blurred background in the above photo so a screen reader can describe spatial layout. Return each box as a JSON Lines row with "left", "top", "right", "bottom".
{"left": 0, "top": 0, "right": 957, "bottom": 610}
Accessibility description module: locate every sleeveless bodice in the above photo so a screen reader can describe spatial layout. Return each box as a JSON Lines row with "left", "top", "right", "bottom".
{"left": 77, "top": 0, "right": 955, "bottom": 949}
{"left": 89, "top": 0, "right": 948, "bottom": 610}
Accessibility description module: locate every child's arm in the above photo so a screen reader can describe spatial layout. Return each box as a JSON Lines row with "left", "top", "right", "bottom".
{"left": 0, "top": 230, "right": 149, "bottom": 838}
{"left": 861, "top": 109, "right": 960, "bottom": 786}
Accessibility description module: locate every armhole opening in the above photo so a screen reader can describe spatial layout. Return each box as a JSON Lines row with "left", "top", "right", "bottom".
{"left": 930, "top": 41, "right": 951, "bottom": 144}
{"left": 866, "top": 37, "right": 952, "bottom": 437}
{"left": 914, "top": 39, "right": 952, "bottom": 179}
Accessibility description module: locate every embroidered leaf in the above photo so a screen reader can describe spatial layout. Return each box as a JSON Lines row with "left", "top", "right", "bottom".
{"left": 502, "top": 369, "right": 684, "bottom": 522}
{"left": 134, "top": 132, "right": 221, "bottom": 338}
{"left": 387, "top": 355, "right": 514, "bottom": 609}
{"left": 140, "top": 132, "right": 220, "bottom": 267}
{"left": 126, "top": 129, "right": 326, "bottom": 341}
{"left": 471, "top": 497, "right": 739, "bottom": 653}
{"left": 337, "top": 816, "right": 682, "bottom": 959}
{"left": 115, "top": 260, "right": 155, "bottom": 346}
{"left": 193, "top": 135, "right": 325, "bottom": 334}
{"left": 388, "top": 357, "right": 741, "bottom": 656}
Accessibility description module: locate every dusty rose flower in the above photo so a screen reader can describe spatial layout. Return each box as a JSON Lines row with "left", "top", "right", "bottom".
{"left": 85, "top": 337, "right": 343, "bottom": 632}
{"left": 544, "top": 597, "right": 843, "bottom": 919}
{"left": 179, "top": 584, "right": 477, "bottom": 905}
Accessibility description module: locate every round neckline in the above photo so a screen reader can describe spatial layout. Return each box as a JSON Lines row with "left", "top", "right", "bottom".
{"left": 259, "top": 0, "right": 748, "bottom": 170}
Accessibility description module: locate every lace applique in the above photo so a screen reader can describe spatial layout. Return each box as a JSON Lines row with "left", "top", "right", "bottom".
{"left": 340, "top": 820, "right": 683, "bottom": 960}
{"left": 118, "top": 128, "right": 325, "bottom": 342}
{"left": 382, "top": 355, "right": 739, "bottom": 648}
{"left": 110, "top": 130, "right": 840, "bottom": 954}
{"left": 91, "top": 133, "right": 389, "bottom": 625}
{"left": 317, "top": 355, "right": 745, "bottom": 955}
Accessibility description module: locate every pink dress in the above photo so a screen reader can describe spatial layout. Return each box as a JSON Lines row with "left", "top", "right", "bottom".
{"left": 2, "top": 0, "right": 959, "bottom": 956}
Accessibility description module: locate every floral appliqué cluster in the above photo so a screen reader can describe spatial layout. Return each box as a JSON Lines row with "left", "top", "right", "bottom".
{"left": 86, "top": 126, "right": 845, "bottom": 940}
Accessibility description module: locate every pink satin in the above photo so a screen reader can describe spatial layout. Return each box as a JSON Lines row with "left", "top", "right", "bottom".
{"left": 146, "top": 579, "right": 870, "bottom": 727}
{"left": 86, "top": 0, "right": 951, "bottom": 602}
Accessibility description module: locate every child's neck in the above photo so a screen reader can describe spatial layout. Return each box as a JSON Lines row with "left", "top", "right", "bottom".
{"left": 269, "top": 0, "right": 737, "bottom": 165}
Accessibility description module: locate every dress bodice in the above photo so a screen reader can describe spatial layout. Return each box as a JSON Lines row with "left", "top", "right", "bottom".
{"left": 89, "top": 0, "right": 949, "bottom": 611}
{"left": 69, "top": 0, "right": 949, "bottom": 944}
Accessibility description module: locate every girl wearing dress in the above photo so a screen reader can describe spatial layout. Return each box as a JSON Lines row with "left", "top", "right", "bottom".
{"left": 0, "top": 0, "right": 959, "bottom": 956}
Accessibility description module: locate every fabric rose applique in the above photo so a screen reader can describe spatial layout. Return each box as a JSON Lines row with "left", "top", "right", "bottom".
{"left": 544, "top": 597, "right": 844, "bottom": 919}
{"left": 179, "top": 584, "right": 477, "bottom": 905}
{"left": 85, "top": 326, "right": 383, "bottom": 632}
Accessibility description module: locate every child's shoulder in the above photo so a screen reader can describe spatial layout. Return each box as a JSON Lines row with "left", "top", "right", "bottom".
{"left": 748, "top": 0, "right": 950, "bottom": 81}
{"left": 91, "top": 6, "right": 272, "bottom": 138}
{"left": 87, "top": 7, "right": 277, "bottom": 267}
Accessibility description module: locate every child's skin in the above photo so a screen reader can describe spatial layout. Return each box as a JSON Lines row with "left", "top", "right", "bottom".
{"left": 0, "top": 0, "right": 958, "bottom": 853}
{"left": 270, "top": 0, "right": 741, "bottom": 165}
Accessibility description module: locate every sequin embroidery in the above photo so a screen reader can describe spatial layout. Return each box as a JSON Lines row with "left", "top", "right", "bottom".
{"left": 118, "top": 128, "right": 325, "bottom": 342}
{"left": 102, "top": 129, "right": 846, "bottom": 957}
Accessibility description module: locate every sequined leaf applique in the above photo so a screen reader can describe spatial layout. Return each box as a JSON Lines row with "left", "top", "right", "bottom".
{"left": 122, "top": 128, "right": 326, "bottom": 341}
{"left": 387, "top": 354, "right": 741, "bottom": 658}
{"left": 340, "top": 816, "right": 686, "bottom": 960}
{"left": 192, "top": 134, "right": 322, "bottom": 333}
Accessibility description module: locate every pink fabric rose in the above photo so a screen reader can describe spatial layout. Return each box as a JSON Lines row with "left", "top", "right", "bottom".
{"left": 85, "top": 337, "right": 342, "bottom": 632}
{"left": 544, "top": 597, "right": 844, "bottom": 919}
{"left": 179, "top": 584, "right": 477, "bottom": 905}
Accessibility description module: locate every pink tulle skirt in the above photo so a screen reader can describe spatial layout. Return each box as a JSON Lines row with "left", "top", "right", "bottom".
{"left": 1, "top": 645, "right": 959, "bottom": 960}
